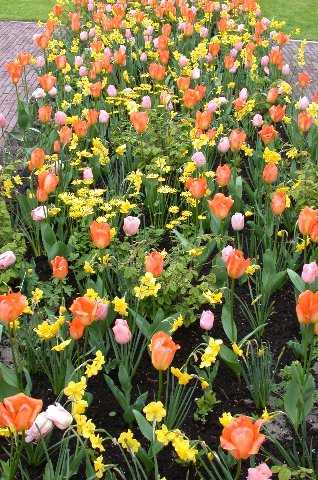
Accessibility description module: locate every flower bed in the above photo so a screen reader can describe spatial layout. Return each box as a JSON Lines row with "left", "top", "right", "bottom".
{"left": 1, "top": 0, "right": 318, "bottom": 479}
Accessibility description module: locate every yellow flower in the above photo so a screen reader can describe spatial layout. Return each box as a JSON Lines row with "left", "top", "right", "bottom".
{"left": 112, "top": 296, "right": 128, "bottom": 316}
{"left": 155, "top": 424, "right": 176, "bottom": 446}
{"left": 116, "top": 144, "right": 126, "bottom": 155}
{"left": 245, "top": 264, "right": 260, "bottom": 276}
{"left": 85, "top": 351, "right": 105, "bottom": 378}
{"left": 134, "top": 272, "right": 161, "bottom": 300}
{"left": 90, "top": 434, "right": 105, "bottom": 452}
{"left": 188, "top": 247, "right": 204, "bottom": 257}
{"left": 84, "top": 261, "right": 95, "bottom": 274}
{"left": 51, "top": 339, "right": 72, "bottom": 352}
{"left": 0, "top": 428, "right": 10, "bottom": 437}
{"left": 64, "top": 377, "right": 87, "bottom": 401}
{"left": 32, "top": 288, "right": 43, "bottom": 304}
{"left": 171, "top": 367, "right": 193, "bottom": 385}
{"left": 200, "top": 338, "right": 223, "bottom": 368}
{"left": 118, "top": 429, "right": 140, "bottom": 454}
{"left": 232, "top": 343, "right": 244, "bottom": 357}
{"left": 203, "top": 290, "right": 223, "bottom": 305}
{"left": 34, "top": 319, "right": 62, "bottom": 340}
{"left": 170, "top": 314, "right": 183, "bottom": 333}
{"left": 172, "top": 435, "right": 198, "bottom": 463}
{"left": 263, "top": 147, "right": 281, "bottom": 165}
{"left": 72, "top": 399, "right": 88, "bottom": 416}
{"left": 219, "top": 412, "right": 234, "bottom": 427}
{"left": 199, "top": 377, "right": 209, "bottom": 389}
{"left": 94, "top": 456, "right": 106, "bottom": 479}
{"left": 143, "top": 401, "right": 166, "bottom": 423}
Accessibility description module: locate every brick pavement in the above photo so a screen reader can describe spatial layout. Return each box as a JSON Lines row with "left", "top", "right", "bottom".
{"left": 0, "top": 21, "right": 317, "bottom": 138}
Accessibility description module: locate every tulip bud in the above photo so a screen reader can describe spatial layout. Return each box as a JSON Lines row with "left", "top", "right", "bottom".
{"left": 95, "top": 301, "right": 109, "bottom": 321}
{"left": 141, "top": 95, "right": 152, "bottom": 109}
{"left": 262, "top": 164, "right": 278, "bottom": 184}
{"left": 200, "top": 310, "right": 215, "bottom": 330}
{"left": 0, "top": 251, "right": 16, "bottom": 270}
{"left": 301, "top": 262, "right": 318, "bottom": 284}
{"left": 25, "top": 412, "right": 53, "bottom": 443}
{"left": 252, "top": 114, "right": 263, "bottom": 127}
{"left": 221, "top": 245, "right": 234, "bottom": 264}
{"left": 123, "top": 216, "right": 140, "bottom": 236}
{"left": 191, "top": 151, "right": 206, "bottom": 166}
{"left": 54, "top": 111, "right": 67, "bottom": 126}
{"left": 112, "top": 319, "right": 132, "bottom": 344}
{"left": 46, "top": 403, "right": 73, "bottom": 430}
{"left": 99, "top": 110, "right": 109, "bottom": 124}
{"left": 217, "top": 137, "right": 230, "bottom": 153}
{"left": 83, "top": 167, "right": 93, "bottom": 180}
{"left": 107, "top": 85, "right": 117, "bottom": 97}
{"left": 231, "top": 213, "right": 245, "bottom": 231}
{"left": 31, "top": 206, "right": 47, "bottom": 221}
{"left": 0, "top": 114, "right": 7, "bottom": 129}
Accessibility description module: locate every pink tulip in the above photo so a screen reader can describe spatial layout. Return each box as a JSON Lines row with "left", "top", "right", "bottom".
{"left": 35, "top": 55, "right": 45, "bottom": 68}
{"left": 32, "top": 88, "right": 46, "bottom": 100}
{"left": 179, "top": 55, "right": 188, "bottom": 67}
{"left": 0, "top": 114, "right": 7, "bottom": 129}
{"left": 0, "top": 251, "right": 16, "bottom": 270}
{"left": 54, "top": 111, "right": 67, "bottom": 126}
{"left": 192, "top": 151, "right": 206, "bottom": 166}
{"left": 301, "top": 262, "right": 318, "bottom": 284}
{"left": 221, "top": 245, "right": 234, "bottom": 264}
{"left": 107, "top": 85, "right": 117, "bottom": 97}
{"left": 48, "top": 87, "right": 57, "bottom": 98}
{"left": 231, "top": 213, "right": 245, "bottom": 231}
{"left": 46, "top": 403, "right": 73, "bottom": 430}
{"left": 79, "top": 66, "right": 87, "bottom": 77}
{"left": 112, "top": 319, "right": 132, "bottom": 344}
{"left": 239, "top": 88, "right": 248, "bottom": 101}
{"left": 207, "top": 101, "right": 218, "bottom": 113}
{"left": 282, "top": 64, "right": 290, "bottom": 76}
{"left": 25, "top": 412, "right": 53, "bottom": 443}
{"left": 74, "top": 56, "right": 83, "bottom": 67}
{"left": 99, "top": 110, "right": 109, "bottom": 124}
{"left": 141, "top": 95, "right": 152, "bottom": 109}
{"left": 80, "top": 31, "right": 88, "bottom": 41}
{"left": 261, "top": 55, "right": 269, "bottom": 67}
{"left": 200, "top": 27, "right": 208, "bottom": 38}
{"left": 140, "top": 52, "right": 147, "bottom": 62}
{"left": 83, "top": 167, "right": 93, "bottom": 180}
{"left": 298, "top": 96, "right": 309, "bottom": 110}
{"left": 247, "top": 463, "right": 272, "bottom": 480}
{"left": 95, "top": 301, "right": 109, "bottom": 321}
{"left": 31, "top": 206, "right": 47, "bottom": 221}
{"left": 217, "top": 137, "right": 230, "bottom": 153}
{"left": 123, "top": 216, "right": 140, "bottom": 236}
{"left": 200, "top": 310, "right": 215, "bottom": 330}
{"left": 192, "top": 67, "right": 201, "bottom": 79}
{"left": 252, "top": 114, "right": 263, "bottom": 127}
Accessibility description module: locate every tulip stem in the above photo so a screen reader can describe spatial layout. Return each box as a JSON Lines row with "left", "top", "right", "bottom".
{"left": 234, "top": 460, "right": 241, "bottom": 480}
{"left": 230, "top": 279, "right": 236, "bottom": 342}
{"left": 8, "top": 326, "right": 22, "bottom": 390}
{"left": 157, "top": 370, "right": 163, "bottom": 401}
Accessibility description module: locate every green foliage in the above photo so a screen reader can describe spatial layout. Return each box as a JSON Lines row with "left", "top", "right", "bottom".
{"left": 194, "top": 389, "right": 218, "bottom": 424}
{"left": 0, "top": 199, "right": 26, "bottom": 292}
{"left": 290, "top": 159, "right": 318, "bottom": 211}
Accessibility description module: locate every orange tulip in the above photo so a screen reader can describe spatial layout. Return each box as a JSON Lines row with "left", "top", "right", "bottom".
{"left": 220, "top": 415, "right": 265, "bottom": 460}
{"left": 226, "top": 249, "right": 250, "bottom": 279}
{"left": 34, "top": 32, "right": 50, "bottom": 49}
{"left": 310, "top": 222, "right": 318, "bottom": 242}
{"left": 0, "top": 292, "right": 27, "bottom": 325}
{"left": 145, "top": 251, "right": 164, "bottom": 277}
{"left": 90, "top": 221, "right": 112, "bottom": 248}
{"left": 208, "top": 193, "right": 234, "bottom": 219}
{"left": 298, "top": 207, "right": 318, "bottom": 236}
{"left": 262, "top": 163, "right": 278, "bottom": 184}
{"left": 90, "top": 81, "right": 102, "bottom": 98}
{"left": 208, "top": 41, "right": 220, "bottom": 57}
{"left": 150, "top": 331, "right": 180, "bottom": 371}
{"left": 87, "top": 109, "right": 99, "bottom": 126}
{"left": 52, "top": 4, "right": 63, "bottom": 16}
{"left": 183, "top": 88, "right": 200, "bottom": 108}
{"left": 53, "top": 140, "right": 61, "bottom": 153}
{"left": 55, "top": 55, "right": 67, "bottom": 70}
{"left": 38, "top": 74, "right": 56, "bottom": 92}
{"left": 298, "top": 111, "right": 313, "bottom": 133}
{"left": 59, "top": 125, "right": 73, "bottom": 145}
{"left": 51, "top": 256, "right": 68, "bottom": 280}
{"left": 159, "top": 49, "right": 170, "bottom": 65}
{"left": 5, "top": 62, "right": 23, "bottom": 84}
{"left": 0, "top": 393, "right": 43, "bottom": 431}
{"left": 73, "top": 119, "right": 88, "bottom": 138}
{"left": 195, "top": 110, "right": 212, "bottom": 131}
{"left": 38, "top": 105, "right": 52, "bottom": 123}
{"left": 269, "top": 104, "right": 286, "bottom": 123}
{"left": 148, "top": 63, "right": 166, "bottom": 81}
{"left": 36, "top": 171, "right": 59, "bottom": 201}
{"left": 271, "top": 191, "right": 287, "bottom": 215}
{"left": 69, "top": 12, "right": 81, "bottom": 31}
{"left": 269, "top": 47, "right": 284, "bottom": 69}
{"left": 186, "top": 177, "right": 207, "bottom": 199}
{"left": 229, "top": 128, "right": 246, "bottom": 152}
{"left": 130, "top": 111, "right": 149, "bottom": 133}
{"left": 267, "top": 87, "right": 279, "bottom": 104}
{"left": 298, "top": 70, "right": 311, "bottom": 88}
{"left": 224, "top": 54, "right": 235, "bottom": 70}
{"left": 69, "top": 316, "right": 86, "bottom": 340}
{"left": 17, "top": 52, "right": 32, "bottom": 66}
{"left": 296, "top": 290, "right": 318, "bottom": 325}
{"left": 176, "top": 76, "right": 191, "bottom": 91}
{"left": 259, "top": 124, "right": 278, "bottom": 144}
{"left": 216, "top": 164, "right": 231, "bottom": 187}
{"left": 28, "top": 148, "right": 45, "bottom": 171}
{"left": 69, "top": 296, "right": 97, "bottom": 326}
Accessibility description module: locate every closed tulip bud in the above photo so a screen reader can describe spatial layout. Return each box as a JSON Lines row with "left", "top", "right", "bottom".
{"left": 54, "top": 111, "right": 67, "bottom": 125}
{"left": 140, "top": 52, "right": 147, "bottom": 62}
{"left": 145, "top": 251, "right": 164, "bottom": 277}
{"left": 79, "top": 66, "right": 87, "bottom": 77}
{"left": 200, "top": 310, "right": 215, "bottom": 330}
{"left": 207, "top": 100, "right": 218, "bottom": 113}
{"left": 252, "top": 114, "right": 263, "bottom": 127}
{"left": 298, "top": 96, "right": 309, "bottom": 110}
{"left": 191, "top": 67, "right": 201, "bottom": 79}
{"left": 217, "top": 137, "right": 230, "bottom": 153}
{"left": 262, "top": 164, "right": 278, "bottom": 184}
{"left": 141, "top": 95, "right": 152, "bottom": 109}
{"left": 83, "top": 167, "right": 93, "bottom": 180}
{"left": 301, "top": 262, "right": 318, "bottom": 284}
{"left": 191, "top": 151, "right": 206, "bottom": 166}
{"left": 231, "top": 213, "right": 244, "bottom": 231}
{"left": 95, "top": 301, "right": 109, "bottom": 321}
{"left": 112, "top": 319, "right": 132, "bottom": 344}
{"left": 261, "top": 55, "right": 269, "bottom": 67}
{"left": 282, "top": 64, "right": 290, "bottom": 75}
{"left": 107, "top": 85, "right": 117, "bottom": 97}
{"left": 79, "top": 31, "right": 88, "bottom": 41}
{"left": 35, "top": 55, "right": 45, "bottom": 68}
{"left": 46, "top": 403, "right": 73, "bottom": 430}
{"left": 99, "top": 110, "right": 109, "bottom": 123}
{"left": 221, "top": 245, "right": 234, "bottom": 264}
{"left": 123, "top": 216, "right": 140, "bottom": 236}
{"left": 90, "top": 221, "right": 112, "bottom": 248}
{"left": 296, "top": 290, "right": 318, "bottom": 324}
{"left": 31, "top": 206, "right": 47, "bottom": 221}
{"left": 271, "top": 191, "right": 286, "bottom": 215}
{"left": 32, "top": 88, "right": 46, "bottom": 100}
{"left": 150, "top": 331, "right": 180, "bottom": 370}
{"left": 0, "top": 114, "right": 7, "bottom": 129}
{"left": 216, "top": 163, "right": 231, "bottom": 186}
{"left": 0, "top": 251, "right": 16, "bottom": 270}
{"left": 50, "top": 256, "right": 68, "bottom": 280}
{"left": 208, "top": 193, "right": 234, "bottom": 219}
{"left": 226, "top": 249, "right": 250, "bottom": 279}
{"left": 74, "top": 55, "right": 83, "bottom": 67}
{"left": 239, "top": 88, "right": 248, "bottom": 101}
{"left": 247, "top": 463, "right": 272, "bottom": 480}
{"left": 25, "top": 412, "right": 53, "bottom": 443}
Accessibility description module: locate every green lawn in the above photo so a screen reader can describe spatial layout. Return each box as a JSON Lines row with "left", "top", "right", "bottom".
{"left": 0, "top": 0, "right": 54, "bottom": 22}
{"left": 260, "top": 0, "right": 318, "bottom": 40}
{"left": 0, "top": 0, "right": 316, "bottom": 40}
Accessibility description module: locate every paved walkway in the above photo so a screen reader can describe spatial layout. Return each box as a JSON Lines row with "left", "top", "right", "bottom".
{"left": 0, "top": 21, "right": 41, "bottom": 132}
{"left": 0, "top": 21, "right": 317, "bottom": 136}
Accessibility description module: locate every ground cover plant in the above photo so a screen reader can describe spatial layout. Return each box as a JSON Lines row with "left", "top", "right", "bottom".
{"left": 0, "top": 0, "right": 318, "bottom": 479}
